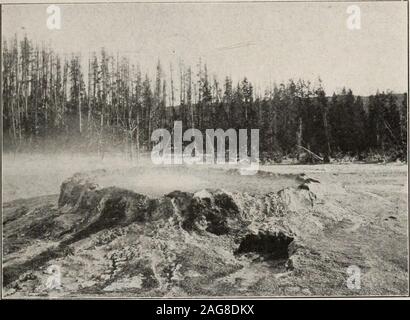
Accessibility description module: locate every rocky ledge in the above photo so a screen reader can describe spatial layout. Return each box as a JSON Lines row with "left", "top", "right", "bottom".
{"left": 3, "top": 170, "right": 350, "bottom": 297}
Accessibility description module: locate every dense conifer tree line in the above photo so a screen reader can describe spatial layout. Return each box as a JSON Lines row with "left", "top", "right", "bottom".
{"left": 2, "top": 36, "right": 407, "bottom": 161}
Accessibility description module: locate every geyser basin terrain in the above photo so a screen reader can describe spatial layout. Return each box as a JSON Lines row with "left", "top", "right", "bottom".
{"left": 2, "top": 165, "right": 408, "bottom": 297}
{"left": 70, "top": 165, "right": 302, "bottom": 198}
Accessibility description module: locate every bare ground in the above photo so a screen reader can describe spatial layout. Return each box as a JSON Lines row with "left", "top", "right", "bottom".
{"left": 2, "top": 153, "right": 408, "bottom": 297}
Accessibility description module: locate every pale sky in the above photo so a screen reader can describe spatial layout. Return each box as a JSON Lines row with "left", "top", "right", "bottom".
{"left": 2, "top": 2, "right": 408, "bottom": 96}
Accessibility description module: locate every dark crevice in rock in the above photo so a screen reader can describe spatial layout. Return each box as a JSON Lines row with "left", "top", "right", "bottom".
{"left": 235, "top": 231, "right": 294, "bottom": 260}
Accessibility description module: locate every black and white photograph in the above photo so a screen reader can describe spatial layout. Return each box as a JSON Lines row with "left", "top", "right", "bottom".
{"left": 1, "top": 0, "right": 408, "bottom": 299}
